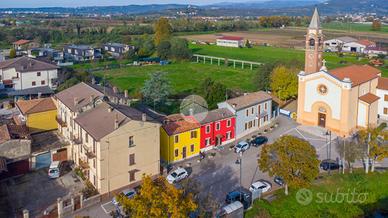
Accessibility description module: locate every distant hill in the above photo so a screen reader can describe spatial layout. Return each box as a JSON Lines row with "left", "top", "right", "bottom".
{"left": 0, "top": 0, "right": 387, "bottom": 16}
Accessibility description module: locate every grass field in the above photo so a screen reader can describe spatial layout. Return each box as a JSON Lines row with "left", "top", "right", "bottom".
{"left": 322, "top": 22, "right": 388, "bottom": 33}
{"left": 190, "top": 44, "right": 388, "bottom": 75}
{"left": 245, "top": 170, "right": 388, "bottom": 218}
{"left": 93, "top": 61, "right": 257, "bottom": 95}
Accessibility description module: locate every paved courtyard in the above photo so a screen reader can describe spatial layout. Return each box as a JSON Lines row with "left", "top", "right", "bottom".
{"left": 0, "top": 168, "right": 84, "bottom": 218}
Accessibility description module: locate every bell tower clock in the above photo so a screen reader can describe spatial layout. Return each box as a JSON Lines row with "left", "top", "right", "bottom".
{"left": 304, "top": 8, "right": 323, "bottom": 74}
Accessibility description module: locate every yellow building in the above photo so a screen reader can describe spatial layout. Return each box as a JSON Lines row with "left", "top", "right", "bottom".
{"left": 161, "top": 114, "right": 201, "bottom": 163}
{"left": 15, "top": 97, "right": 57, "bottom": 133}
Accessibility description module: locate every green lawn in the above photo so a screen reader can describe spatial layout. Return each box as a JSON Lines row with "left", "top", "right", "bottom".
{"left": 93, "top": 61, "right": 257, "bottom": 95}
{"left": 322, "top": 22, "right": 388, "bottom": 33}
{"left": 245, "top": 170, "right": 388, "bottom": 218}
{"left": 190, "top": 44, "right": 388, "bottom": 75}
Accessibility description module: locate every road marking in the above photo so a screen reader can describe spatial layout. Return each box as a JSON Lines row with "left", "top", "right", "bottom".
{"left": 294, "top": 128, "right": 308, "bottom": 141}
{"left": 101, "top": 201, "right": 113, "bottom": 214}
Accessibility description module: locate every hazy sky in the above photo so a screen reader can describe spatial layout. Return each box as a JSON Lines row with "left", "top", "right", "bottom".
{"left": 0, "top": 0, "right": 251, "bottom": 8}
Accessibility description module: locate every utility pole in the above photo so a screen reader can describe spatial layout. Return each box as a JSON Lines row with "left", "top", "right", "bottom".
{"left": 365, "top": 133, "right": 371, "bottom": 174}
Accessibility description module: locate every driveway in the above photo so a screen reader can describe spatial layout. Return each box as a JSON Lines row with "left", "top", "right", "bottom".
{"left": 0, "top": 168, "right": 84, "bottom": 218}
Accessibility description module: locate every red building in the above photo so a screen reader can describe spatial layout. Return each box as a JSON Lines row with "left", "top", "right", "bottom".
{"left": 194, "top": 108, "right": 235, "bottom": 151}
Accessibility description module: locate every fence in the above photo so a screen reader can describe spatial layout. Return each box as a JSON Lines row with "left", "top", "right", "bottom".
{"left": 55, "top": 193, "right": 101, "bottom": 218}
{"left": 192, "top": 54, "right": 263, "bottom": 70}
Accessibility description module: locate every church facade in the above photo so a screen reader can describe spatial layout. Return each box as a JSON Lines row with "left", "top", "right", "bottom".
{"left": 297, "top": 8, "right": 384, "bottom": 136}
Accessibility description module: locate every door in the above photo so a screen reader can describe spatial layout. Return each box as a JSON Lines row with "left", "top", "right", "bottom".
{"left": 216, "top": 137, "right": 222, "bottom": 146}
{"left": 318, "top": 113, "right": 326, "bottom": 128}
{"left": 35, "top": 152, "right": 52, "bottom": 169}
{"left": 182, "top": 147, "right": 187, "bottom": 159}
{"left": 53, "top": 148, "right": 67, "bottom": 162}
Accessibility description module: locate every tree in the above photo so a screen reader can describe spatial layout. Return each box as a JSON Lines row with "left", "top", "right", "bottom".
{"left": 258, "top": 135, "right": 320, "bottom": 195}
{"left": 154, "top": 17, "right": 172, "bottom": 46}
{"left": 118, "top": 175, "right": 197, "bottom": 217}
{"left": 245, "top": 39, "right": 252, "bottom": 48}
{"left": 157, "top": 40, "right": 171, "bottom": 59}
{"left": 254, "top": 63, "right": 275, "bottom": 91}
{"left": 357, "top": 126, "right": 388, "bottom": 173}
{"left": 371, "top": 20, "right": 381, "bottom": 31}
{"left": 336, "top": 139, "right": 364, "bottom": 173}
{"left": 9, "top": 48, "right": 16, "bottom": 58}
{"left": 197, "top": 77, "right": 228, "bottom": 110}
{"left": 270, "top": 65, "right": 298, "bottom": 102}
{"left": 141, "top": 72, "right": 171, "bottom": 106}
{"left": 170, "top": 38, "right": 192, "bottom": 60}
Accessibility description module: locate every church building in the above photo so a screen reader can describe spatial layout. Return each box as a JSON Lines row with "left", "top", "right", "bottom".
{"left": 297, "top": 8, "right": 385, "bottom": 136}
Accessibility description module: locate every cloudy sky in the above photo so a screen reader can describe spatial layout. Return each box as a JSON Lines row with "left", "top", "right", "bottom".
{"left": 0, "top": 0, "right": 257, "bottom": 8}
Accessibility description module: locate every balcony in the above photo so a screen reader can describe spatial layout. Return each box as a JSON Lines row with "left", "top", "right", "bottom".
{"left": 78, "top": 158, "right": 90, "bottom": 169}
{"left": 72, "top": 137, "right": 82, "bottom": 145}
{"left": 82, "top": 144, "right": 96, "bottom": 159}
{"left": 56, "top": 116, "right": 67, "bottom": 127}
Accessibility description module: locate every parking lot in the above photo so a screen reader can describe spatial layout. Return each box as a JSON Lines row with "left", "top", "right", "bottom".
{"left": 0, "top": 168, "right": 84, "bottom": 217}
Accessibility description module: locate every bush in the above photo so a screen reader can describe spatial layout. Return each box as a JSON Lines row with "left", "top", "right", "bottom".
{"left": 74, "top": 167, "right": 86, "bottom": 180}
{"left": 82, "top": 181, "right": 99, "bottom": 198}
{"left": 377, "top": 122, "right": 387, "bottom": 131}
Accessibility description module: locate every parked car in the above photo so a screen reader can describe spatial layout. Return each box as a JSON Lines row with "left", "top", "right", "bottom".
{"left": 249, "top": 180, "right": 272, "bottom": 193}
{"left": 320, "top": 159, "right": 341, "bottom": 171}
{"left": 216, "top": 201, "right": 244, "bottom": 218}
{"left": 48, "top": 161, "right": 62, "bottom": 179}
{"left": 234, "top": 141, "right": 249, "bottom": 153}
{"left": 274, "top": 176, "right": 285, "bottom": 186}
{"left": 166, "top": 167, "right": 189, "bottom": 184}
{"left": 250, "top": 136, "right": 268, "bottom": 147}
{"left": 225, "top": 188, "right": 252, "bottom": 209}
{"left": 112, "top": 188, "right": 136, "bottom": 206}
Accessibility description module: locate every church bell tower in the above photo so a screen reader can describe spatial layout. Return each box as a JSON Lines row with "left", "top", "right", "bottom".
{"left": 304, "top": 8, "right": 323, "bottom": 74}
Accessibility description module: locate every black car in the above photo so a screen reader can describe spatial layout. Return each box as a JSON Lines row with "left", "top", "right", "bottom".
{"left": 320, "top": 159, "right": 341, "bottom": 171}
{"left": 225, "top": 188, "right": 252, "bottom": 209}
{"left": 250, "top": 136, "right": 268, "bottom": 147}
{"left": 274, "top": 176, "right": 284, "bottom": 186}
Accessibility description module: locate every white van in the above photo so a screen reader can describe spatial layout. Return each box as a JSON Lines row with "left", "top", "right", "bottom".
{"left": 216, "top": 201, "right": 244, "bottom": 218}
{"left": 48, "top": 161, "right": 62, "bottom": 179}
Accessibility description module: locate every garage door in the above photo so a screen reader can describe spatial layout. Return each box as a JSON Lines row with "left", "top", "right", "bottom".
{"left": 53, "top": 148, "right": 67, "bottom": 162}
{"left": 35, "top": 152, "right": 52, "bottom": 169}
{"left": 0, "top": 159, "right": 30, "bottom": 180}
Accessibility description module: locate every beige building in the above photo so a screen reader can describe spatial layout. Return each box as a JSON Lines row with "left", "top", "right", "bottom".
{"left": 55, "top": 82, "right": 160, "bottom": 194}
{"left": 297, "top": 8, "right": 385, "bottom": 136}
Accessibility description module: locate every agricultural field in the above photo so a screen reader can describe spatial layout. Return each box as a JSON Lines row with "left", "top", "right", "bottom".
{"left": 245, "top": 170, "right": 388, "bottom": 218}
{"left": 322, "top": 22, "right": 388, "bottom": 33}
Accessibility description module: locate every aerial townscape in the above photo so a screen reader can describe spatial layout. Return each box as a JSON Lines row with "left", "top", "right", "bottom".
{"left": 0, "top": 0, "right": 388, "bottom": 218}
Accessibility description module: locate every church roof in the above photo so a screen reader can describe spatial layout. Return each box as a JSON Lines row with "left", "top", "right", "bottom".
{"left": 359, "top": 93, "right": 380, "bottom": 104}
{"left": 328, "top": 65, "right": 380, "bottom": 87}
{"left": 309, "top": 8, "right": 320, "bottom": 29}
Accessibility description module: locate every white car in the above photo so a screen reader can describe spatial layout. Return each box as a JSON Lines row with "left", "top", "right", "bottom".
{"left": 249, "top": 180, "right": 272, "bottom": 193}
{"left": 235, "top": 141, "right": 249, "bottom": 153}
{"left": 166, "top": 167, "right": 188, "bottom": 184}
{"left": 112, "top": 188, "right": 136, "bottom": 205}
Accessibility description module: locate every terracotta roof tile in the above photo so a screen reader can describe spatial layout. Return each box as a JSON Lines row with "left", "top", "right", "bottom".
{"left": 359, "top": 93, "right": 380, "bottom": 104}
{"left": 193, "top": 108, "right": 234, "bottom": 125}
{"left": 162, "top": 114, "right": 200, "bottom": 136}
{"left": 377, "top": 77, "right": 388, "bottom": 90}
{"left": 13, "top": 39, "right": 31, "bottom": 45}
{"left": 225, "top": 91, "right": 272, "bottom": 111}
{"left": 357, "top": 39, "right": 375, "bottom": 47}
{"left": 329, "top": 65, "right": 380, "bottom": 87}
{"left": 16, "top": 97, "right": 56, "bottom": 115}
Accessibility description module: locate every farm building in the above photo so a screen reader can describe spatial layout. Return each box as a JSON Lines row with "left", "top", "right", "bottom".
{"left": 216, "top": 36, "right": 244, "bottom": 48}
{"left": 324, "top": 36, "right": 357, "bottom": 52}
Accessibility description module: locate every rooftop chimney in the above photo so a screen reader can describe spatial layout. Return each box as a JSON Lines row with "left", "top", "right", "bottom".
{"left": 142, "top": 113, "right": 147, "bottom": 122}
{"left": 37, "top": 92, "right": 42, "bottom": 99}
{"left": 124, "top": 90, "right": 128, "bottom": 98}
{"left": 91, "top": 77, "right": 96, "bottom": 84}
{"left": 113, "top": 86, "right": 118, "bottom": 94}
{"left": 108, "top": 106, "right": 113, "bottom": 112}
{"left": 74, "top": 97, "right": 78, "bottom": 106}
{"left": 114, "top": 114, "right": 119, "bottom": 129}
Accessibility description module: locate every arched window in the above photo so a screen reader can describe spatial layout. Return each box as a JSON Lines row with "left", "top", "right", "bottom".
{"left": 318, "top": 37, "right": 322, "bottom": 46}
{"left": 309, "top": 38, "right": 315, "bottom": 46}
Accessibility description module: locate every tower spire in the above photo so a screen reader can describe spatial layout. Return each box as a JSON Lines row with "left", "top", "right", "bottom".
{"left": 309, "top": 7, "right": 320, "bottom": 29}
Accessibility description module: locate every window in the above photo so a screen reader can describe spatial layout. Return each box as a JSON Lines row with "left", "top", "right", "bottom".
{"left": 245, "top": 123, "right": 248, "bottom": 130}
{"left": 191, "top": 131, "right": 197, "bottom": 139}
{"left": 41, "top": 80, "right": 45, "bottom": 85}
{"left": 37, "top": 72, "right": 41, "bottom": 76}
{"left": 385, "top": 95, "right": 388, "bottom": 102}
{"left": 174, "top": 135, "right": 179, "bottom": 143}
{"left": 248, "top": 121, "right": 252, "bottom": 128}
{"left": 384, "top": 108, "right": 388, "bottom": 115}
{"left": 205, "top": 138, "right": 211, "bottom": 146}
{"left": 32, "top": 81, "right": 36, "bottom": 86}
{"left": 246, "top": 109, "right": 249, "bottom": 116}
{"left": 93, "top": 140, "right": 96, "bottom": 153}
{"left": 93, "top": 159, "right": 96, "bottom": 168}
{"left": 129, "top": 154, "right": 135, "bottom": 166}
{"left": 205, "top": 125, "right": 211, "bottom": 134}
{"left": 227, "top": 119, "right": 231, "bottom": 127}
{"left": 258, "top": 105, "right": 261, "bottom": 113}
{"left": 264, "top": 103, "right": 267, "bottom": 110}
{"left": 251, "top": 107, "right": 254, "bottom": 114}
{"left": 190, "top": 144, "right": 195, "bottom": 152}
{"left": 174, "top": 149, "right": 179, "bottom": 157}
{"left": 226, "top": 131, "right": 231, "bottom": 140}
{"left": 128, "top": 136, "right": 135, "bottom": 147}
{"left": 216, "top": 122, "right": 220, "bottom": 131}
{"left": 129, "top": 170, "right": 136, "bottom": 182}
{"left": 93, "top": 175, "right": 96, "bottom": 185}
